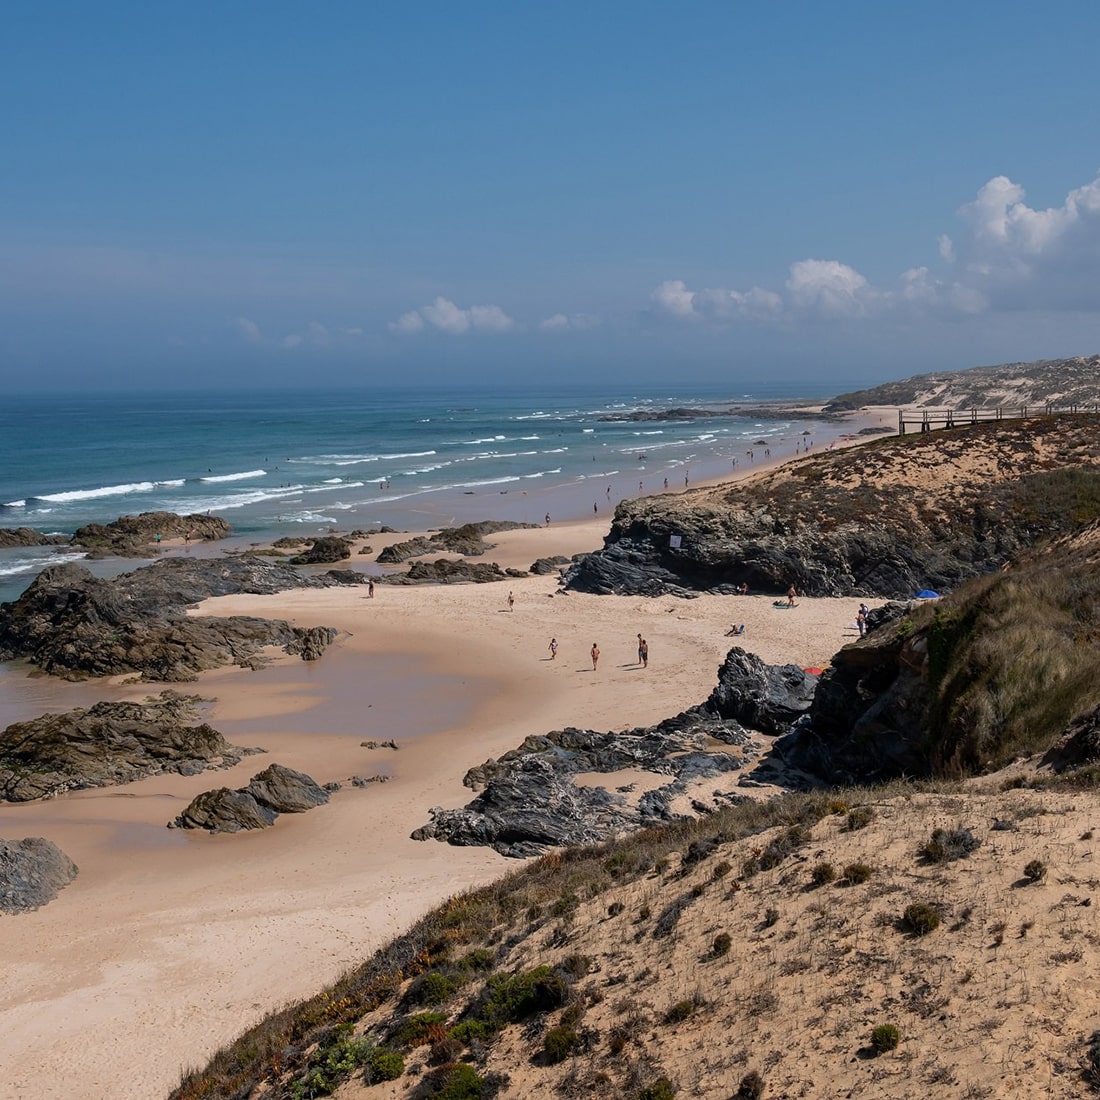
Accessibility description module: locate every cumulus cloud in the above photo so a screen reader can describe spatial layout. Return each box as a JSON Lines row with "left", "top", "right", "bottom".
{"left": 390, "top": 297, "right": 514, "bottom": 335}
{"left": 651, "top": 170, "right": 1100, "bottom": 325}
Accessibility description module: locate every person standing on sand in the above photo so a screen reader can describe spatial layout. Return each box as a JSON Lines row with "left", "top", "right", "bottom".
{"left": 640, "top": 638, "right": 649, "bottom": 668}
{"left": 590, "top": 643, "right": 600, "bottom": 670}
{"left": 544, "top": 512, "right": 551, "bottom": 527}
{"left": 637, "top": 632, "right": 644, "bottom": 665}
{"left": 548, "top": 637, "right": 558, "bottom": 659}
{"left": 368, "top": 578, "right": 375, "bottom": 598}
{"left": 507, "top": 590, "right": 515, "bottom": 612}
{"left": 787, "top": 584, "right": 797, "bottom": 608}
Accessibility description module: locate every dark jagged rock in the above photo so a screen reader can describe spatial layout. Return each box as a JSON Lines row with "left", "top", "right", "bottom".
{"left": 376, "top": 536, "right": 434, "bottom": 564}
{"left": 380, "top": 559, "right": 510, "bottom": 585}
{"left": 702, "top": 649, "right": 818, "bottom": 735}
{"left": 0, "top": 527, "right": 68, "bottom": 549}
{"left": 170, "top": 763, "right": 329, "bottom": 832}
{"left": 0, "top": 691, "right": 262, "bottom": 802}
{"left": 412, "top": 650, "right": 791, "bottom": 857}
{"left": 0, "top": 838, "right": 78, "bottom": 912}
{"left": 289, "top": 536, "right": 352, "bottom": 564}
{"left": 564, "top": 416, "right": 1100, "bottom": 600}
{"left": 529, "top": 555, "right": 572, "bottom": 575}
{"left": 0, "top": 556, "right": 343, "bottom": 680}
{"left": 71, "top": 511, "right": 231, "bottom": 557}
{"left": 244, "top": 763, "right": 329, "bottom": 813}
{"left": 170, "top": 788, "right": 276, "bottom": 833}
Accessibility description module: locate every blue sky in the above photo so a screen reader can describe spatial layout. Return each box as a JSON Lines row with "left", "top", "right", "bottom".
{"left": 3, "top": 1, "right": 1100, "bottom": 391}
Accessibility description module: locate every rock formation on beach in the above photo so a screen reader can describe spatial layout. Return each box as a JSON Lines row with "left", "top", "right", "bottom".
{"left": 70, "top": 510, "right": 231, "bottom": 557}
{"left": 0, "top": 527, "right": 69, "bottom": 549}
{"left": 377, "top": 520, "right": 539, "bottom": 564}
{"left": 0, "top": 555, "right": 354, "bottom": 680}
{"left": 565, "top": 414, "right": 1100, "bottom": 599}
{"left": 0, "top": 691, "right": 261, "bottom": 802}
{"left": 380, "top": 559, "right": 523, "bottom": 585}
{"left": 413, "top": 649, "right": 817, "bottom": 856}
{"left": 170, "top": 763, "right": 329, "bottom": 832}
{"left": 288, "top": 536, "right": 353, "bottom": 564}
{"left": 0, "top": 837, "right": 78, "bottom": 912}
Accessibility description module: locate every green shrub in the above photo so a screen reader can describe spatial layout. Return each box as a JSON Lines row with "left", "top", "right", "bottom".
{"left": 922, "top": 826, "right": 981, "bottom": 863}
{"left": 394, "top": 1012, "right": 449, "bottom": 1048}
{"left": 1024, "top": 858, "right": 1047, "bottom": 882}
{"left": 713, "top": 860, "right": 732, "bottom": 879}
{"left": 841, "top": 861, "right": 872, "bottom": 885}
{"left": 543, "top": 1024, "right": 580, "bottom": 1063}
{"left": 736, "top": 1069, "right": 766, "bottom": 1099}
{"left": 846, "top": 806, "right": 874, "bottom": 831}
{"left": 810, "top": 862, "right": 837, "bottom": 886}
{"left": 418, "top": 1062, "right": 486, "bottom": 1099}
{"left": 712, "top": 931, "right": 732, "bottom": 956}
{"left": 639, "top": 1077, "right": 676, "bottom": 1100}
{"left": 608, "top": 1030, "right": 629, "bottom": 1055}
{"left": 366, "top": 1047, "right": 404, "bottom": 1082}
{"left": 402, "top": 969, "right": 468, "bottom": 1008}
{"left": 903, "top": 902, "right": 940, "bottom": 935}
{"left": 870, "top": 1023, "right": 900, "bottom": 1054}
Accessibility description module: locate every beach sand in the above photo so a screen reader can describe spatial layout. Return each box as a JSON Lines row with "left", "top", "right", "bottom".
{"left": 0, "top": 435, "right": 880, "bottom": 1100}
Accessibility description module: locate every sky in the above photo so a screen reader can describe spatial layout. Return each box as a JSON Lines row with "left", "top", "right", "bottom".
{"left": 3, "top": 1, "right": 1100, "bottom": 392}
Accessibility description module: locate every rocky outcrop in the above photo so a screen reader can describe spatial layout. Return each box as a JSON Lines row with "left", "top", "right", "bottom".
{"left": 0, "top": 692, "right": 261, "bottom": 802}
{"left": 529, "top": 555, "right": 572, "bottom": 575}
{"left": 289, "top": 537, "right": 352, "bottom": 564}
{"left": 564, "top": 416, "right": 1100, "bottom": 600}
{"left": 0, "top": 556, "right": 347, "bottom": 680}
{"left": 170, "top": 763, "right": 329, "bottom": 832}
{"left": 412, "top": 646, "right": 814, "bottom": 857}
{"left": 0, "top": 838, "right": 78, "bottom": 912}
{"left": 0, "top": 527, "right": 68, "bottom": 549}
{"left": 377, "top": 521, "right": 537, "bottom": 564}
{"left": 380, "top": 559, "right": 513, "bottom": 585}
{"left": 71, "top": 511, "right": 231, "bottom": 557}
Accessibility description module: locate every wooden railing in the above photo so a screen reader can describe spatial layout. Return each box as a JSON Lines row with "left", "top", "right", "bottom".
{"left": 898, "top": 404, "right": 1100, "bottom": 435}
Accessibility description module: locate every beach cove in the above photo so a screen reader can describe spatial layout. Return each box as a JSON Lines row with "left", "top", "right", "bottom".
{"left": 0, "top": 426, "right": 886, "bottom": 1100}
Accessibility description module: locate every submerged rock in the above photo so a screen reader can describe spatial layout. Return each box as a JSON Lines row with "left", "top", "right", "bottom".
{"left": 0, "top": 838, "right": 78, "bottom": 912}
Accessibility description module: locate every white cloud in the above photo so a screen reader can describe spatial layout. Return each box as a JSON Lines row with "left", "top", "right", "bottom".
{"left": 307, "top": 321, "right": 330, "bottom": 345}
{"left": 234, "top": 316, "right": 261, "bottom": 342}
{"left": 389, "top": 297, "right": 514, "bottom": 335}
{"left": 281, "top": 333, "right": 302, "bottom": 348}
{"left": 539, "top": 312, "right": 599, "bottom": 331}
{"left": 651, "top": 170, "right": 1100, "bottom": 326}
{"left": 343, "top": 326, "right": 364, "bottom": 336}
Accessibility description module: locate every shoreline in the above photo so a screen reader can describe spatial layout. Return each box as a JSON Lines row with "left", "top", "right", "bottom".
{"left": 0, "top": 420, "right": 891, "bottom": 1100}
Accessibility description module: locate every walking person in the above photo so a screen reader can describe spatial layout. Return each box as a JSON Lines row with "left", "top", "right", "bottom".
{"left": 507, "top": 590, "right": 515, "bottom": 612}
{"left": 590, "top": 642, "right": 600, "bottom": 670}
{"left": 548, "top": 637, "right": 558, "bottom": 660}
{"left": 367, "top": 578, "right": 375, "bottom": 599}
{"left": 640, "top": 638, "right": 648, "bottom": 668}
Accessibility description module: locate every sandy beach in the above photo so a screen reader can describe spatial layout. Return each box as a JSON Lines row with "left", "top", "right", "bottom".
{"left": 0, "top": 435, "right": 881, "bottom": 1100}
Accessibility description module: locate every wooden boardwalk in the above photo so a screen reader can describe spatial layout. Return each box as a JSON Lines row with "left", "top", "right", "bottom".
{"left": 898, "top": 404, "right": 1100, "bottom": 435}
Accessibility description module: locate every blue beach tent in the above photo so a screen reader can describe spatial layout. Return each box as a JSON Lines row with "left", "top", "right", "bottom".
{"left": 915, "top": 589, "right": 940, "bottom": 599}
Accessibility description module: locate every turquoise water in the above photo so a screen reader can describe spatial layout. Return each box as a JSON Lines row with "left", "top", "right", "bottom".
{"left": 0, "top": 382, "right": 838, "bottom": 601}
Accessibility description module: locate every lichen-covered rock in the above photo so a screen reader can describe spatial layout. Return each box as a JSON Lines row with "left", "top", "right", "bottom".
{"left": 0, "top": 837, "right": 78, "bottom": 912}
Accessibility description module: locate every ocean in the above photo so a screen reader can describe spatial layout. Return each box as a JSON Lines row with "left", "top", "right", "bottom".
{"left": 0, "top": 382, "right": 843, "bottom": 603}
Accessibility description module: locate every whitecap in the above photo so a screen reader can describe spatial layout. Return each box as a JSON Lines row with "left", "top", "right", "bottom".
{"left": 199, "top": 469, "right": 266, "bottom": 483}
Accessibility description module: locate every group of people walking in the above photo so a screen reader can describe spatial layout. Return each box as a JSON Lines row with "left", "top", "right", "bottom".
{"left": 544, "top": 635, "right": 647, "bottom": 670}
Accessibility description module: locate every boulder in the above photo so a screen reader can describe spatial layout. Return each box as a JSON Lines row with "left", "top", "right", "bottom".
{"left": 529, "top": 556, "right": 571, "bottom": 575}
{"left": 289, "top": 537, "right": 352, "bottom": 564}
{"left": 245, "top": 763, "right": 329, "bottom": 813}
{"left": 0, "top": 837, "right": 78, "bottom": 912}
{"left": 381, "top": 559, "right": 510, "bottom": 585}
{"left": 702, "top": 649, "right": 818, "bottom": 735}
{"left": 170, "top": 788, "right": 276, "bottom": 833}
